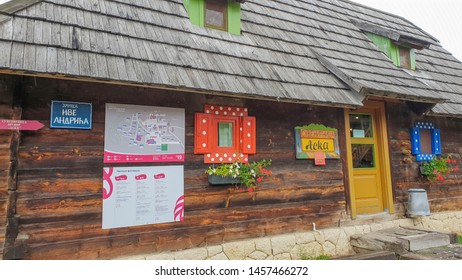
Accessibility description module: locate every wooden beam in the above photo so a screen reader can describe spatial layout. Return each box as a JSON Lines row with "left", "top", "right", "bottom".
{"left": 351, "top": 20, "right": 400, "bottom": 41}
{"left": 2, "top": 79, "right": 24, "bottom": 259}
{"left": 351, "top": 20, "right": 432, "bottom": 50}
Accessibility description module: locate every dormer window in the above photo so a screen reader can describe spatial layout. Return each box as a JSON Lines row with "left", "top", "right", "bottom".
{"left": 205, "top": 0, "right": 228, "bottom": 31}
{"left": 352, "top": 21, "right": 432, "bottom": 71}
{"left": 183, "top": 0, "right": 242, "bottom": 35}
{"left": 399, "top": 46, "right": 412, "bottom": 69}
{"left": 366, "top": 33, "right": 417, "bottom": 70}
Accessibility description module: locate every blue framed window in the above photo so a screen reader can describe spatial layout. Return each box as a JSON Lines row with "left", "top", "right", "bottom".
{"left": 411, "top": 122, "right": 441, "bottom": 162}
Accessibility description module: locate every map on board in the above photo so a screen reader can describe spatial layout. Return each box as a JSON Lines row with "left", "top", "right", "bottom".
{"left": 104, "top": 103, "right": 185, "bottom": 163}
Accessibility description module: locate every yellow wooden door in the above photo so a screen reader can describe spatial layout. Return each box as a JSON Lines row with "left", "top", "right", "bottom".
{"left": 346, "top": 101, "right": 394, "bottom": 217}
{"left": 349, "top": 111, "right": 384, "bottom": 214}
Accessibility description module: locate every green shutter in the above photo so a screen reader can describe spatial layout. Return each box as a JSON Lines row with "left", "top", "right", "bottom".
{"left": 183, "top": 0, "right": 190, "bottom": 13}
{"left": 367, "top": 33, "right": 391, "bottom": 57}
{"left": 410, "top": 48, "right": 416, "bottom": 70}
{"left": 228, "top": 1, "right": 241, "bottom": 35}
{"left": 389, "top": 43, "right": 400, "bottom": 66}
{"left": 187, "top": 0, "right": 204, "bottom": 27}
{"left": 366, "top": 33, "right": 407, "bottom": 67}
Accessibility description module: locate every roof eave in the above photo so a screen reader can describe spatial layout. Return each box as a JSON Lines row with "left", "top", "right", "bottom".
{"left": 0, "top": 69, "right": 362, "bottom": 109}
{"left": 0, "top": 0, "right": 42, "bottom": 23}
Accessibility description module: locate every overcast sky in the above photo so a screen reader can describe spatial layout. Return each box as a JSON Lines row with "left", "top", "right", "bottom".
{"left": 0, "top": 0, "right": 461, "bottom": 61}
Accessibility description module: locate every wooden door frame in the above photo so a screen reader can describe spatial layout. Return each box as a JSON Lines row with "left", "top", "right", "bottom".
{"left": 344, "top": 100, "right": 394, "bottom": 218}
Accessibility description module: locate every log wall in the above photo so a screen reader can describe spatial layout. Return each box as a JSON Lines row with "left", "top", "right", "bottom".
{"left": 0, "top": 75, "right": 14, "bottom": 258}
{"left": 11, "top": 76, "right": 348, "bottom": 259}
{"left": 9, "top": 75, "right": 462, "bottom": 259}
{"left": 387, "top": 102, "right": 462, "bottom": 214}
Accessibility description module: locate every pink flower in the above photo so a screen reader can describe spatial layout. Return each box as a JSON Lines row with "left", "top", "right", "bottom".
{"left": 257, "top": 177, "right": 263, "bottom": 183}
{"left": 248, "top": 187, "right": 254, "bottom": 193}
{"left": 437, "top": 174, "right": 444, "bottom": 181}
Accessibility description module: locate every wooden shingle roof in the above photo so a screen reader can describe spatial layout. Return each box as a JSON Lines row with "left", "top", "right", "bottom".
{"left": 0, "top": 0, "right": 462, "bottom": 116}
{"left": 336, "top": 0, "right": 462, "bottom": 117}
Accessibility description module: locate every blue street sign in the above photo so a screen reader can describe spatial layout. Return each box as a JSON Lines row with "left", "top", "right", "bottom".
{"left": 50, "top": 101, "right": 92, "bottom": 129}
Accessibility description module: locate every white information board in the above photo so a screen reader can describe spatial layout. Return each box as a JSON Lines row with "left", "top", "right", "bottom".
{"left": 104, "top": 103, "right": 185, "bottom": 163}
{"left": 102, "top": 165, "right": 184, "bottom": 229}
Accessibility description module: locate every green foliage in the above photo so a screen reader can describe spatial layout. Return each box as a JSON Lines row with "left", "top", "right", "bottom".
{"left": 458, "top": 235, "right": 462, "bottom": 244}
{"left": 313, "top": 255, "right": 330, "bottom": 260}
{"left": 421, "top": 156, "right": 459, "bottom": 182}
{"left": 299, "top": 251, "right": 330, "bottom": 260}
{"left": 206, "top": 158, "right": 272, "bottom": 192}
{"left": 295, "top": 123, "right": 337, "bottom": 131}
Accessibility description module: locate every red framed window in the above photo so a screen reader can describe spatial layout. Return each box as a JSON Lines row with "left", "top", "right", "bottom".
{"left": 195, "top": 104, "right": 256, "bottom": 163}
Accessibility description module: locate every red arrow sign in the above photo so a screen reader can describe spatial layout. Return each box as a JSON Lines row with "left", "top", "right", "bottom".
{"left": 0, "top": 119, "right": 45, "bottom": 131}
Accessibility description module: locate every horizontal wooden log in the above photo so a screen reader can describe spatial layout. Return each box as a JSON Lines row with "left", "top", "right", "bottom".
{"left": 17, "top": 146, "right": 104, "bottom": 170}
{"left": 16, "top": 170, "right": 345, "bottom": 214}
{"left": 0, "top": 199, "right": 6, "bottom": 222}
{"left": 19, "top": 199, "right": 345, "bottom": 245}
{"left": 0, "top": 105, "right": 13, "bottom": 118}
{"left": 20, "top": 124, "right": 105, "bottom": 147}
{"left": 22, "top": 211, "right": 343, "bottom": 260}
{"left": 429, "top": 196, "right": 462, "bottom": 212}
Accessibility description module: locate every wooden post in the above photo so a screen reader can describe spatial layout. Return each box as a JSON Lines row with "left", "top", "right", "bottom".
{"left": 1, "top": 76, "right": 26, "bottom": 259}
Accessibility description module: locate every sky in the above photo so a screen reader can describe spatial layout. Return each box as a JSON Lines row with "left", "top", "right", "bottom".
{"left": 0, "top": 0, "right": 461, "bottom": 61}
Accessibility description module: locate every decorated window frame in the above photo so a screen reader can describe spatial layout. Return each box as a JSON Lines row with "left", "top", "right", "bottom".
{"left": 411, "top": 122, "right": 441, "bottom": 162}
{"left": 182, "top": 0, "right": 242, "bottom": 35}
{"left": 195, "top": 104, "right": 256, "bottom": 163}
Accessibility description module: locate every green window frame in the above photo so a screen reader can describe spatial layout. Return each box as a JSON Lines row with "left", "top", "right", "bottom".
{"left": 183, "top": 0, "right": 241, "bottom": 35}
{"left": 366, "top": 33, "right": 416, "bottom": 70}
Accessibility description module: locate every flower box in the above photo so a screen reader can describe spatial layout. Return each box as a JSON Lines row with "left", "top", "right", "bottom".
{"left": 208, "top": 174, "right": 240, "bottom": 185}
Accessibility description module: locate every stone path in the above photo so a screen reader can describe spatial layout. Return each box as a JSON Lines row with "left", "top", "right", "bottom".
{"left": 350, "top": 227, "right": 462, "bottom": 260}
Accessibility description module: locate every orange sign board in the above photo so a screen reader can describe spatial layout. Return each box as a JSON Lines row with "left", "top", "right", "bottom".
{"left": 295, "top": 124, "right": 340, "bottom": 160}
{"left": 300, "top": 130, "right": 335, "bottom": 139}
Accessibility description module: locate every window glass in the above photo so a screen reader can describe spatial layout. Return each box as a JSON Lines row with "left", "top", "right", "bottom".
{"left": 218, "top": 122, "right": 233, "bottom": 147}
{"left": 399, "top": 47, "right": 411, "bottom": 69}
{"left": 420, "top": 129, "right": 432, "bottom": 154}
{"left": 352, "top": 144, "right": 375, "bottom": 168}
{"left": 350, "top": 114, "right": 373, "bottom": 138}
{"left": 205, "top": 0, "right": 227, "bottom": 30}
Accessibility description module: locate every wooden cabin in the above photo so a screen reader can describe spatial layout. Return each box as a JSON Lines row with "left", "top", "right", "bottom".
{"left": 0, "top": 0, "right": 462, "bottom": 259}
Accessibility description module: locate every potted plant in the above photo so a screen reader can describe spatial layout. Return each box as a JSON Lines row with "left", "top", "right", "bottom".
{"left": 420, "top": 156, "right": 459, "bottom": 182}
{"left": 206, "top": 158, "right": 272, "bottom": 193}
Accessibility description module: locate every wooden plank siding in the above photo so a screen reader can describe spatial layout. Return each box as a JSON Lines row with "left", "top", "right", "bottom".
{"left": 11, "top": 76, "right": 348, "bottom": 259}
{"left": 387, "top": 102, "right": 462, "bottom": 215}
